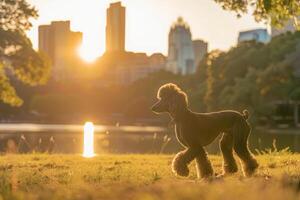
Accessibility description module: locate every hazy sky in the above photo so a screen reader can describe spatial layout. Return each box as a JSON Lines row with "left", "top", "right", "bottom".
{"left": 27, "top": 0, "right": 268, "bottom": 60}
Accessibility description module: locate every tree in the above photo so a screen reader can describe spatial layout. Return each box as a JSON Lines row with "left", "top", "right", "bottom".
{"left": 0, "top": 0, "right": 50, "bottom": 106}
{"left": 214, "top": 0, "right": 300, "bottom": 28}
{"left": 200, "top": 31, "right": 300, "bottom": 123}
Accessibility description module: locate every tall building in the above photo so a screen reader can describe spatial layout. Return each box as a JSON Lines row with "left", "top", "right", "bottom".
{"left": 38, "top": 21, "right": 82, "bottom": 80}
{"left": 38, "top": 25, "right": 53, "bottom": 61}
{"left": 193, "top": 40, "right": 208, "bottom": 67}
{"left": 167, "top": 17, "right": 195, "bottom": 75}
{"left": 238, "top": 29, "right": 271, "bottom": 44}
{"left": 271, "top": 16, "right": 300, "bottom": 37}
{"left": 106, "top": 2, "right": 126, "bottom": 52}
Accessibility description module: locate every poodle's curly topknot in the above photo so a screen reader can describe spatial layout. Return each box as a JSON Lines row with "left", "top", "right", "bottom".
{"left": 157, "top": 83, "right": 188, "bottom": 104}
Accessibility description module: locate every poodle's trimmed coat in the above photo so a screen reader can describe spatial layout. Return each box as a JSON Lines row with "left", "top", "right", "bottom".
{"left": 151, "top": 83, "right": 258, "bottom": 179}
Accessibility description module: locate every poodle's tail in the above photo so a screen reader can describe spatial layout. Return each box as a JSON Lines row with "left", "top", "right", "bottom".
{"left": 242, "top": 110, "right": 249, "bottom": 120}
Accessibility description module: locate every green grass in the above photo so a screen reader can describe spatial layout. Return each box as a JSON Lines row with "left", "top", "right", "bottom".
{"left": 0, "top": 153, "right": 299, "bottom": 200}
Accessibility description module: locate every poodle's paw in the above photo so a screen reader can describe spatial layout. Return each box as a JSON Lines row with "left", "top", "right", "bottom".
{"left": 216, "top": 172, "right": 235, "bottom": 179}
{"left": 223, "top": 164, "right": 238, "bottom": 175}
{"left": 200, "top": 171, "right": 214, "bottom": 179}
{"left": 199, "top": 175, "right": 215, "bottom": 183}
{"left": 172, "top": 152, "right": 189, "bottom": 177}
{"left": 173, "top": 163, "right": 189, "bottom": 177}
{"left": 216, "top": 173, "right": 226, "bottom": 179}
{"left": 244, "top": 159, "right": 259, "bottom": 177}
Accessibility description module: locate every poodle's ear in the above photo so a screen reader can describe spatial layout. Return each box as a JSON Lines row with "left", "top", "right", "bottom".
{"left": 168, "top": 90, "right": 188, "bottom": 114}
{"left": 176, "top": 89, "right": 188, "bottom": 106}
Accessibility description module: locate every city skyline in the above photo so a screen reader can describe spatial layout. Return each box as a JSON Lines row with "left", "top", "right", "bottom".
{"left": 27, "top": 0, "right": 267, "bottom": 61}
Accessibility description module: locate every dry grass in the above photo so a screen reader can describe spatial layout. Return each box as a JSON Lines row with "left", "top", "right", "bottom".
{"left": 0, "top": 153, "right": 299, "bottom": 200}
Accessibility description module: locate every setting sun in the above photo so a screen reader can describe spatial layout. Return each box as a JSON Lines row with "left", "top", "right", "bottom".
{"left": 78, "top": 44, "right": 98, "bottom": 63}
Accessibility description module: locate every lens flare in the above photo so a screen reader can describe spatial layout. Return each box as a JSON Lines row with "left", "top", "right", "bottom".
{"left": 83, "top": 122, "right": 95, "bottom": 158}
{"left": 78, "top": 45, "right": 98, "bottom": 63}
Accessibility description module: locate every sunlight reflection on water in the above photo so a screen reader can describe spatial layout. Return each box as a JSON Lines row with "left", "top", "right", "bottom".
{"left": 0, "top": 123, "right": 166, "bottom": 133}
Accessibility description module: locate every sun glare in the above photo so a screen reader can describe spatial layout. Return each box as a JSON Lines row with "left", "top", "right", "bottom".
{"left": 83, "top": 122, "right": 95, "bottom": 158}
{"left": 78, "top": 45, "right": 99, "bottom": 63}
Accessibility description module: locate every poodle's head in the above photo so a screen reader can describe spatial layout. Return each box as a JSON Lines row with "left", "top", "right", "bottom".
{"left": 151, "top": 83, "right": 188, "bottom": 114}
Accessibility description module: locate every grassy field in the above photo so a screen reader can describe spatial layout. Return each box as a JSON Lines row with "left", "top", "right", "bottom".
{"left": 0, "top": 153, "right": 299, "bottom": 200}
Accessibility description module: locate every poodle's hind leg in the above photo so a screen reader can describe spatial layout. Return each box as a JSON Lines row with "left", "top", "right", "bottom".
{"left": 195, "top": 146, "right": 214, "bottom": 179}
{"left": 220, "top": 132, "right": 238, "bottom": 175}
{"left": 172, "top": 148, "right": 198, "bottom": 177}
{"left": 233, "top": 122, "right": 259, "bottom": 177}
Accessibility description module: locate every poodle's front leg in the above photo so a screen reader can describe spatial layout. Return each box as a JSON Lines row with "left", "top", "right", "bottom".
{"left": 195, "top": 146, "right": 214, "bottom": 179}
{"left": 172, "top": 148, "right": 198, "bottom": 177}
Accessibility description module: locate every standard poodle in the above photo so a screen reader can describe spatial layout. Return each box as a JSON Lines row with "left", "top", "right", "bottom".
{"left": 151, "top": 83, "right": 258, "bottom": 179}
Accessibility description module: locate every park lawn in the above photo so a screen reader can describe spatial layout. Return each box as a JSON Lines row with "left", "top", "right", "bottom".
{"left": 0, "top": 154, "right": 299, "bottom": 200}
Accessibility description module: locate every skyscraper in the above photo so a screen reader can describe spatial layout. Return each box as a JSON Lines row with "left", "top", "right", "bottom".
{"left": 106, "top": 2, "right": 126, "bottom": 52}
{"left": 167, "top": 17, "right": 195, "bottom": 75}
{"left": 38, "top": 21, "right": 82, "bottom": 80}
{"left": 39, "top": 25, "right": 53, "bottom": 62}
{"left": 238, "top": 29, "right": 271, "bottom": 43}
{"left": 193, "top": 40, "right": 208, "bottom": 67}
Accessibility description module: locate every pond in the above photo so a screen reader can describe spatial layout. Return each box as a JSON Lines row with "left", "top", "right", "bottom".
{"left": 0, "top": 123, "right": 179, "bottom": 154}
{"left": 0, "top": 123, "right": 299, "bottom": 154}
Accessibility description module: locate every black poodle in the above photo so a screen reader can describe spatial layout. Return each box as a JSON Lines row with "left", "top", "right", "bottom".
{"left": 151, "top": 83, "right": 258, "bottom": 179}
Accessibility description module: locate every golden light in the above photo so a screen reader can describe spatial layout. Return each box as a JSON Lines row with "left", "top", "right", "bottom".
{"left": 78, "top": 44, "right": 98, "bottom": 63}
{"left": 83, "top": 122, "right": 95, "bottom": 158}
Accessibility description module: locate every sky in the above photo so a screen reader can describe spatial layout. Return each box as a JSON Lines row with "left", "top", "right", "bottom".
{"left": 27, "top": 0, "right": 268, "bottom": 61}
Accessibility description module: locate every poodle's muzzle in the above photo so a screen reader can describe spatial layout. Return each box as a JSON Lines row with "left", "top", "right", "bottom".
{"left": 151, "top": 100, "right": 167, "bottom": 113}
